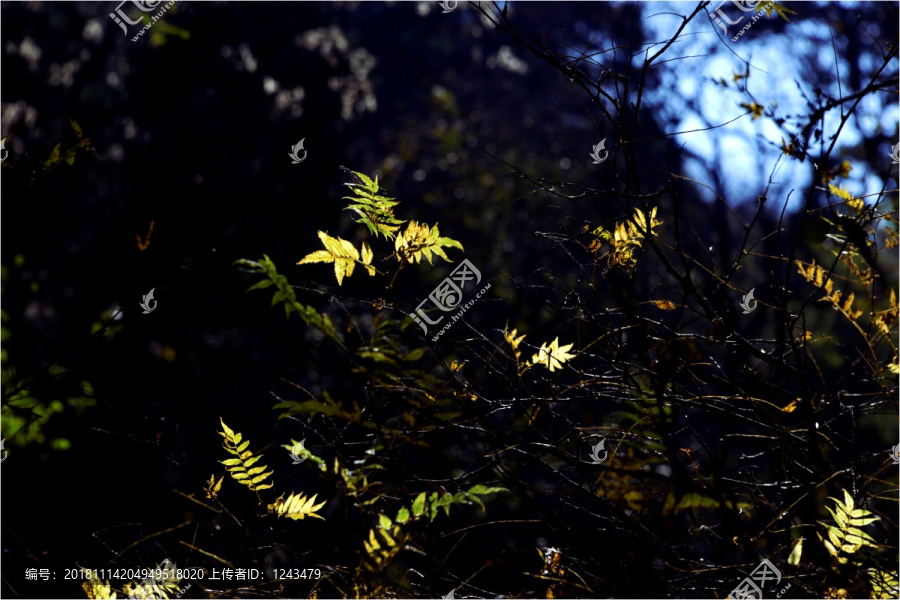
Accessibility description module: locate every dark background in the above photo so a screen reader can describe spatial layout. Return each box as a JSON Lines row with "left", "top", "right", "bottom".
{"left": 2, "top": 1, "right": 898, "bottom": 598}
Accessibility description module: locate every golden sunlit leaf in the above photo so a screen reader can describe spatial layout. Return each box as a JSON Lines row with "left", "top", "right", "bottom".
{"left": 781, "top": 399, "right": 800, "bottom": 413}
{"left": 218, "top": 418, "right": 274, "bottom": 493}
{"left": 503, "top": 326, "right": 526, "bottom": 357}
{"left": 788, "top": 537, "right": 803, "bottom": 566}
{"left": 781, "top": 137, "right": 799, "bottom": 158}
{"left": 394, "top": 221, "right": 463, "bottom": 265}
{"left": 740, "top": 102, "right": 765, "bottom": 119}
{"left": 836, "top": 160, "right": 852, "bottom": 178}
{"left": 298, "top": 230, "right": 366, "bottom": 286}
{"left": 360, "top": 241, "right": 376, "bottom": 276}
{"left": 83, "top": 578, "right": 116, "bottom": 599}
{"left": 758, "top": 1, "right": 797, "bottom": 20}
{"left": 342, "top": 169, "right": 406, "bottom": 240}
{"left": 204, "top": 474, "right": 224, "bottom": 499}
{"left": 268, "top": 492, "right": 326, "bottom": 520}
{"left": 529, "top": 337, "right": 576, "bottom": 372}
{"left": 652, "top": 300, "right": 677, "bottom": 310}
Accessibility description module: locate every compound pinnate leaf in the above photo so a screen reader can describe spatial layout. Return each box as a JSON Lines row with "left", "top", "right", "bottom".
{"left": 297, "top": 231, "right": 380, "bottom": 286}
{"left": 342, "top": 169, "right": 406, "bottom": 240}
{"left": 394, "top": 221, "right": 463, "bottom": 265}
{"left": 218, "top": 417, "right": 274, "bottom": 494}
{"left": 267, "top": 492, "right": 326, "bottom": 520}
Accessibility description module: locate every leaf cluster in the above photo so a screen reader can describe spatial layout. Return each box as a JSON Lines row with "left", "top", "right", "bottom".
{"left": 817, "top": 489, "right": 880, "bottom": 565}
{"left": 296, "top": 170, "right": 464, "bottom": 287}
{"left": 362, "top": 485, "right": 506, "bottom": 572}
{"left": 235, "top": 254, "right": 339, "bottom": 341}
{"left": 342, "top": 169, "right": 406, "bottom": 240}
{"left": 586, "top": 206, "right": 662, "bottom": 270}
{"left": 218, "top": 418, "right": 274, "bottom": 494}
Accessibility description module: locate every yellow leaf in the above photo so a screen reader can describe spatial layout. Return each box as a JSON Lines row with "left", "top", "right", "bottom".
{"left": 758, "top": 1, "right": 797, "bottom": 21}
{"left": 268, "top": 492, "right": 326, "bottom": 520}
{"left": 297, "top": 231, "right": 361, "bottom": 286}
{"left": 205, "top": 474, "right": 224, "bottom": 499}
{"left": 529, "top": 337, "right": 576, "bottom": 372}
{"left": 219, "top": 417, "right": 273, "bottom": 493}
{"left": 219, "top": 417, "right": 235, "bottom": 440}
{"left": 394, "top": 221, "right": 462, "bottom": 265}
{"left": 361, "top": 241, "right": 376, "bottom": 276}
{"left": 836, "top": 160, "right": 852, "bottom": 178}
{"left": 83, "top": 578, "right": 117, "bottom": 599}
{"left": 503, "top": 326, "right": 526, "bottom": 351}
{"left": 740, "top": 102, "right": 765, "bottom": 119}
{"left": 781, "top": 399, "right": 800, "bottom": 413}
{"left": 652, "top": 300, "right": 677, "bottom": 311}
{"left": 828, "top": 183, "right": 854, "bottom": 202}
{"left": 781, "top": 137, "right": 798, "bottom": 157}
{"left": 788, "top": 537, "right": 803, "bottom": 566}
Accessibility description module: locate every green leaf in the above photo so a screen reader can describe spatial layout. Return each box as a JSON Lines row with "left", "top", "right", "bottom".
{"left": 437, "top": 492, "right": 453, "bottom": 517}
{"left": 412, "top": 492, "right": 426, "bottom": 517}
{"left": 342, "top": 169, "right": 406, "bottom": 240}
{"left": 403, "top": 348, "right": 425, "bottom": 362}
{"left": 379, "top": 514, "right": 393, "bottom": 530}
{"left": 849, "top": 515, "right": 880, "bottom": 527}
{"left": 844, "top": 529, "right": 877, "bottom": 545}
{"left": 842, "top": 489, "right": 854, "bottom": 512}
{"left": 467, "top": 485, "right": 505, "bottom": 496}
{"left": 247, "top": 279, "right": 275, "bottom": 291}
{"left": 395, "top": 507, "right": 411, "bottom": 524}
{"left": 788, "top": 538, "right": 803, "bottom": 566}
{"left": 825, "top": 504, "right": 847, "bottom": 529}
{"left": 428, "top": 491, "right": 439, "bottom": 521}
{"left": 822, "top": 523, "right": 843, "bottom": 548}
{"left": 219, "top": 418, "right": 235, "bottom": 439}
